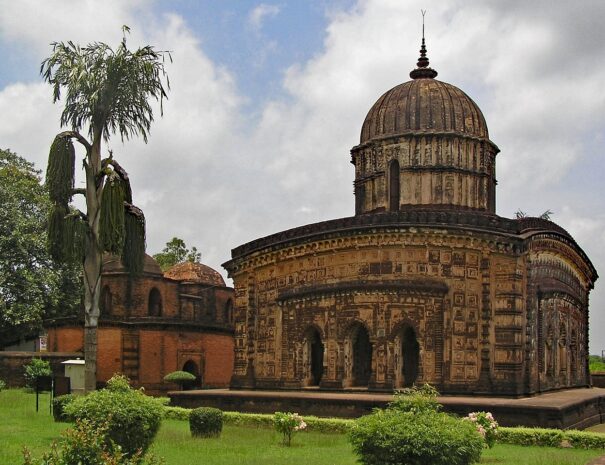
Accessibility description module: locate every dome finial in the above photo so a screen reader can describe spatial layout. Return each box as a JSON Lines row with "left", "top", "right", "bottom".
{"left": 410, "top": 10, "right": 438, "bottom": 79}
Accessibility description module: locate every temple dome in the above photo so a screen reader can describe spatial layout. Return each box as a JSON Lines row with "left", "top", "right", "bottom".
{"left": 102, "top": 254, "right": 163, "bottom": 275}
{"left": 165, "top": 261, "right": 226, "bottom": 287}
{"left": 360, "top": 78, "right": 489, "bottom": 144}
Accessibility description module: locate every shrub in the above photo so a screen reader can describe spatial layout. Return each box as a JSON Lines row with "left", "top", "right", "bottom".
{"left": 349, "top": 409, "right": 483, "bottom": 465}
{"left": 65, "top": 374, "right": 163, "bottom": 456}
{"left": 52, "top": 394, "right": 77, "bottom": 422}
{"left": 105, "top": 373, "right": 132, "bottom": 393}
{"left": 464, "top": 411, "right": 499, "bottom": 448}
{"left": 164, "top": 371, "right": 196, "bottom": 384}
{"left": 22, "top": 419, "right": 164, "bottom": 465}
{"left": 389, "top": 383, "right": 441, "bottom": 414}
{"left": 273, "top": 412, "right": 307, "bottom": 446}
{"left": 0, "top": 379, "right": 6, "bottom": 391}
{"left": 189, "top": 407, "right": 223, "bottom": 438}
{"left": 24, "top": 358, "right": 52, "bottom": 388}
{"left": 497, "top": 427, "right": 605, "bottom": 449}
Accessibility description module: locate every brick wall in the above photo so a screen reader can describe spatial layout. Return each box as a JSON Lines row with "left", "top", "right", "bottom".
{"left": 0, "top": 351, "right": 82, "bottom": 387}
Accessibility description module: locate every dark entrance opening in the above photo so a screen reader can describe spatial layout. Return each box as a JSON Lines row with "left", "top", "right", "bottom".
{"left": 389, "top": 159, "right": 400, "bottom": 212}
{"left": 309, "top": 330, "right": 324, "bottom": 385}
{"left": 182, "top": 360, "right": 201, "bottom": 390}
{"left": 352, "top": 326, "right": 372, "bottom": 386}
{"left": 401, "top": 326, "right": 419, "bottom": 387}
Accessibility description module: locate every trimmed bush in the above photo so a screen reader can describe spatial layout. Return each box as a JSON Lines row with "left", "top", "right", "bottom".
{"left": 189, "top": 407, "right": 224, "bottom": 438}
{"left": 498, "top": 427, "right": 605, "bottom": 449}
{"left": 24, "top": 358, "right": 52, "bottom": 388}
{"left": 65, "top": 375, "right": 163, "bottom": 456}
{"left": 52, "top": 394, "right": 77, "bottom": 422}
{"left": 164, "top": 371, "right": 196, "bottom": 384}
{"left": 349, "top": 409, "right": 484, "bottom": 465}
{"left": 22, "top": 419, "right": 163, "bottom": 465}
{"left": 165, "top": 407, "right": 354, "bottom": 433}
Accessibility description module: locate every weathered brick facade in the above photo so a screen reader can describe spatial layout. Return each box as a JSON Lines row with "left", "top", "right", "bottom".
{"left": 47, "top": 257, "right": 234, "bottom": 394}
{"left": 223, "top": 46, "right": 597, "bottom": 396}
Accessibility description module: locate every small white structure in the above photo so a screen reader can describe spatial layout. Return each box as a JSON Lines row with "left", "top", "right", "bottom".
{"left": 62, "top": 359, "right": 85, "bottom": 394}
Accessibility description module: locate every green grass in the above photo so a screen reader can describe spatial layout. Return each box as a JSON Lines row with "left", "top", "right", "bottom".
{"left": 589, "top": 355, "right": 605, "bottom": 373}
{"left": 0, "top": 390, "right": 68, "bottom": 464}
{"left": 0, "top": 389, "right": 603, "bottom": 465}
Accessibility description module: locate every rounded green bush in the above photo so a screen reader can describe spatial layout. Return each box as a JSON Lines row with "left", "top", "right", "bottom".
{"left": 189, "top": 407, "right": 223, "bottom": 438}
{"left": 52, "top": 393, "right": 77, "bottom": 422}
{"left": 65, "top": 376, "right": 163, "bottom": 456}
{"left": 163, "top": 371, "right": 196, "bottom": 384}
{"left": 348, "top": 409, "right": 484, "bottom": 465}
{"left": 24, "top": 358, "right": 52, "bottom": 388}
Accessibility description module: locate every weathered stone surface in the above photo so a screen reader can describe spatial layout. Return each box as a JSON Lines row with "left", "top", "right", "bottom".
{"left": 224, "top": 52, "right": 597, "bottom": 396}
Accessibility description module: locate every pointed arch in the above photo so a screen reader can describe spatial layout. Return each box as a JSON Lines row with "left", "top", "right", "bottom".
{"left": 100, "top": 285, "right": 113, "bottom": 315}
{"left": 302, "top": 325, "right": 324, "bottom": 386}
{"left": 344, "top": 322, "right": 372, "bottom": 387}
{"left": 148, "top": 287, "right": 162, "bottom": 317}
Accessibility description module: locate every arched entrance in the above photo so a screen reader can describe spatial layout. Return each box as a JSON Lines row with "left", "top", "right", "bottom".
{"left": 394, "top": 325, "right": 420, "bottom": 388}
{"left": 345, "top": 324, "right": 372, "bottom": 387}
{"left": 182, "top": 360, "right": 201, "bottom": 390}
{"left": 303, "top": 327, "right": 324, "bottom": 386}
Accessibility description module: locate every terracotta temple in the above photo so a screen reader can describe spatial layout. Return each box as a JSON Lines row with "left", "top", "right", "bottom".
{"left": 223, "top": 38, "right": 598, "bottom": 396}
{"left": 46, "top": 255, "right": 235, "bottom": 394}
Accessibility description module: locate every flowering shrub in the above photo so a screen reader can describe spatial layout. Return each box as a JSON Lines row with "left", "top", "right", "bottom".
{"left": 273, "top": 412, "right": 307, "bottom": 446}
{"left": 465, "top": 411, "right": 498, "bottom": 448}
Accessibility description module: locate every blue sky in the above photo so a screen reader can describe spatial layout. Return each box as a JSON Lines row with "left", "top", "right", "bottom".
{"left": 0, "top": 0, "right": 604, "bottom": 353}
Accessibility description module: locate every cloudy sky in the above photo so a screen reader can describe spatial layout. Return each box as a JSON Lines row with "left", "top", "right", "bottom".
{"left": 1, "top": 0, "right": 604, "bottom": 353}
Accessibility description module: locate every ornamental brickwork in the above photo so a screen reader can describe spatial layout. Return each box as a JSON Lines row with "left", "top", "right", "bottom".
{"left": 224, "top": 40, "right": 597, "bottom": 396}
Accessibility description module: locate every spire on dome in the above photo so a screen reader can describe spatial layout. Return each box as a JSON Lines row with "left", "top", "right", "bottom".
{"left": 410, "top": 10, "right": 438, "bottom": 79}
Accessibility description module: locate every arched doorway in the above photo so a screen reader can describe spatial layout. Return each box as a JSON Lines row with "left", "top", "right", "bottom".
{"left": 346, "top": 324, "right": 372, "bottom": 387}
{"left": 182, "top": 360, "right": 201, "bottom": 389}
{"left": 389, "top": 159, "right": 400, "bottom": 212}
{"left": 303, "top": 327, "right": 324, "bottom": 386}
{"left": 397, "top": 325, "right": 420, "bottom": 387}
{"left": 148, "top": 288, "right": 162, "bottom": 317}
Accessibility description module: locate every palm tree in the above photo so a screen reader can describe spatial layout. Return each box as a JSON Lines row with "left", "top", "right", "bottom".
{"left": 41, "top": 27, "right": 170, "bottom": 391}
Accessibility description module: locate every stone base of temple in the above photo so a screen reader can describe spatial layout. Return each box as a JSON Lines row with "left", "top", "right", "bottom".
{"left": 168, "top": 387, "right": 605, "bottom": 430}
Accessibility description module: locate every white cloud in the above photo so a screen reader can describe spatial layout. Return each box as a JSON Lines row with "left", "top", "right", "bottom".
{"left": 247, "top": 3, "right": 282, "bottom": 32}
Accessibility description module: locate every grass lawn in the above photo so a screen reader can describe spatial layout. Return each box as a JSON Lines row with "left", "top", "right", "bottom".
{"left": 1, "top": 389, "right": 603, "bottom": 465}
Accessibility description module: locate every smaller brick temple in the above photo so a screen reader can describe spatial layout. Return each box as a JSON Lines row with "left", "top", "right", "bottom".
{"left": 46, "top": 255, "right": 234, "bottom": 394}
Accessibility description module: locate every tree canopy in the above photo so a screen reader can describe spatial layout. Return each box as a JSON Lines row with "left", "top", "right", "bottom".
{"left": 153, "top": 237, "right": 201, "bottom": 272}
{"left": 0, "top": 149, "right": 80, "bottom": 347}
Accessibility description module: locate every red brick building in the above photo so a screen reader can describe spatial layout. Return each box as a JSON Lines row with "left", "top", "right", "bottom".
{"left": 46, "top": 255, "right": 234, "bottom": 394}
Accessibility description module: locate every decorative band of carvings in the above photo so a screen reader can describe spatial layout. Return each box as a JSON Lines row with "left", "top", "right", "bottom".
{"left": 228, "top": 211, "right": 577, "bottom": 261}
{"left": 350, "top": 131, "right": 500, "bottom": 154}
{"left": 276, "top": 279, "right": 448, "bottom": 303}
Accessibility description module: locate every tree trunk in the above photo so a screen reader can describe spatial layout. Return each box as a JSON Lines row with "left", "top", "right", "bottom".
{"left": 83, "top": 134, "right": 103, "bottom": 392}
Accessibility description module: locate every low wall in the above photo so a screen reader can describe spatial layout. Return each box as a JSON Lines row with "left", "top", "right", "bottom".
{"left": 0, "top": 351, "right": 82, "bottom": 387}
{"left": 169, "top": 388, "right": 605, "bottom": 430}
{"left": 592, "top": 373, "right": 605, "bottom": 388}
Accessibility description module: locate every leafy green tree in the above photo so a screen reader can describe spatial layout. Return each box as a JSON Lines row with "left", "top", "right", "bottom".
{"left": 41, "top": 27, "right": 170, "bottom": 391}
{"left": 0, "top": 149, "right": 80, "bottom": 347}
{"left": 153, "top": 237, "right": 201, "bottom": 272}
